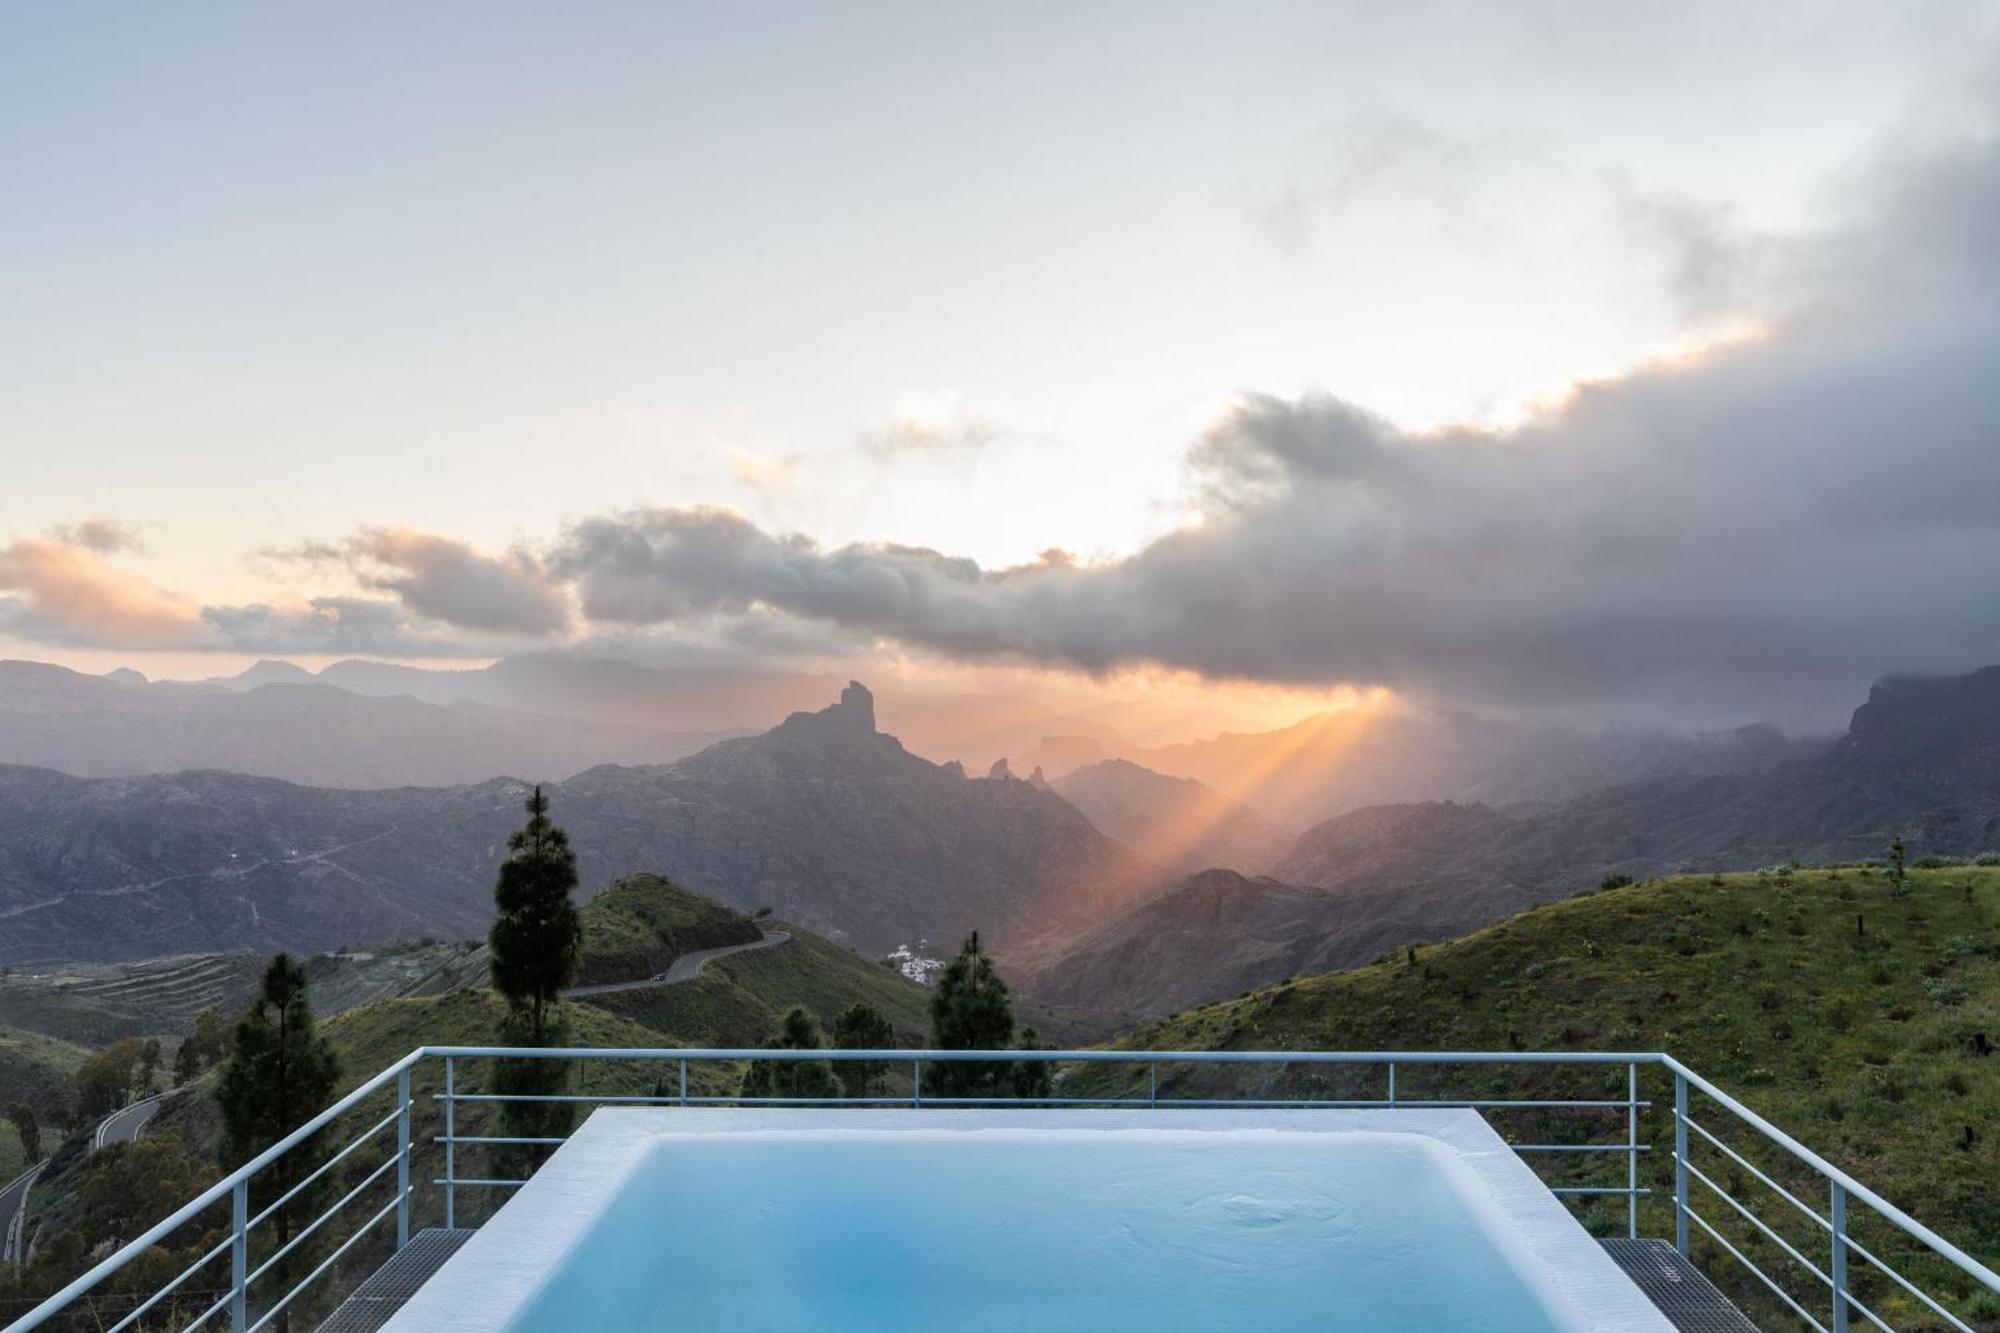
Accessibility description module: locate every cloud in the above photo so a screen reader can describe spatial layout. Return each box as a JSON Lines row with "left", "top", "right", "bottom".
{"left": 50, "top": 517, "right": 146, "bottom": 555}
{"left": 855, "top": 391, "right": 999, "bottom": 460}
{"left": 269, "top": 527, "right": 571, "bottom": 636}
{"left": 0, "top": 534, "right": 200, "bottom": 647}
{"left": 544, "top": 119, "right": 2000, "bottom": 728}
{"left": 198, "top": 596, "right": 507, "bottom": 658}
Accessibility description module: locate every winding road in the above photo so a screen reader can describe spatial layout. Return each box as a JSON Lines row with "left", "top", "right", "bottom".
{"left": 93, "top": 1095, "right": 161, "bottom": 1151}
{"left": 3, "top": 1094, "right": 163, "bottom": 1265}
{"left": 562, "top": 930, "right": 790, "bottom": 997}
{"left": 1, "top": 1161, "right": 44, "bottom": 1266}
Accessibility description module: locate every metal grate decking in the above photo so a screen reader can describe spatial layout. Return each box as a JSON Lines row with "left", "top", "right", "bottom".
{"left": 313, "top": 1228, "right": 474, "bottom": 1333}
{"left": 1604, "top": 1238, "right": 1762, "bottom": 1332}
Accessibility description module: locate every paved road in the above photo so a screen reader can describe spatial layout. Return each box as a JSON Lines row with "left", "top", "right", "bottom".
{"left": 562, "top": 931, "right": 790, "bottom": 997}
{"left": 3, "top": 1095, "right": 163, "bottom": 1265}
{"left": 1, "top": 1160, "right": 45, "bottom": 1265}
{"left": 93, "top": 1095, "right": 162, "bottom": 1151}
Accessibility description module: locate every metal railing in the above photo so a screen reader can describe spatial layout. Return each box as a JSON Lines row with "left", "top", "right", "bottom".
{"left": 5, "top": 1048, "right": 1995, "bottom": 1332}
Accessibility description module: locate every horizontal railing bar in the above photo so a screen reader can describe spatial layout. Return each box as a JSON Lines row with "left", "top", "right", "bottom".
{"left": 1666, "top": 1055, "right": 2000, "bottom": 1296}
{"left": 6, "top": 1047, "right": 425, "bottom": 1332}
{"left": 1510, "top": 1144, "right": 1652, "bottom": 1153}
{"left": 432, "top": 1177, "right": 528, "bottom": 1188}
{"left": 1842, "top": 1230, "right": 1979, "bottom": 1333}
{"left": 245, "top": 1192, "right": 400, "bottom": 1333}
{"left": 433, "top": 1135, "right": 568, "bottom": 1145}
{"left": 1685, "top": 1202, "right": 1832, "bottom": 1333}
{"left": 1681, "top": 1111, "right": 1832, "bottom": 1233}
{"left": 245, "top": 1148, "right": 407, "bottom": 1288}
{"left": 1550, "top": 1187, "right": 1652, "bottom": 1197}
{"left": 435, "top": 1091, "right": 1650, "bottom": 1110}
{"left": 419, "top": 1045, "right": 1663, "bottom": 1065}
{"left": 247, "top": 1103, "right": 403, "bottom": 1232}
{"left": 1682, "top": 1157, "right": 1833, "bottom": 1289}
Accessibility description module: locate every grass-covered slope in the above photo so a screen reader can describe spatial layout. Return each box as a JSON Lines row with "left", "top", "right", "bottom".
{"left": 0, "top": 1023, "right": 92, "bottom": 1121}
{"left": 574, "top": 872, "right": 763, "bottom": 986}
{"left": 1094, "top": 866, "right": 2000, "bottom": 1329}
{"left": 580, "top": 918, "right": 933, "bottom": 1046}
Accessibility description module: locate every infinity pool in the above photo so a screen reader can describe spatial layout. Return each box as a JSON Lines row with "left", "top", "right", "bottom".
{"left": 384, "top": 1109, "right": 1672, "bottom": 1332}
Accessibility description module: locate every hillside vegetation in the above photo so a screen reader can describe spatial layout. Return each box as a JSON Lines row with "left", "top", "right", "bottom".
{"left": 574, "top": 873, "right": 763, "bottom": 986}
{"left": 580, "top": 918, "right": 932, "bottom": 1046}
{"left": 0, "top": 1023, "right": 92, "bottom": 1121}
{"left": 1085, "top": 866, "right": 1999, "bottom": 1330}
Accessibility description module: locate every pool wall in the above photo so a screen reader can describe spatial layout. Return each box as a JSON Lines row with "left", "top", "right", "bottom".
{"left": 382, "top": 1108, "right": 1673, "bottom": 1332}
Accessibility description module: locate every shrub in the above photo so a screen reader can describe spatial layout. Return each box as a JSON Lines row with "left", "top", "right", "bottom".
{"left": 1924, "top": 978, "right": 1968, "bottom": 1006}
{"left": 1974, "top": 851, "right": 2000, "bottom": 867}
{"left": 1598, "top": 873, "right": 1634, "bottom": 891}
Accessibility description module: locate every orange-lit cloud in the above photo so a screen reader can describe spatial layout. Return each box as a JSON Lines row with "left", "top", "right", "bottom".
{"left": 0, "top": 535, "right": 201, "bottom": 647}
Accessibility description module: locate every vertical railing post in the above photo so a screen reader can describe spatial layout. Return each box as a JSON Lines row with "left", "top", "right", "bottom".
{"left": 229, "top": 1178, "right": 248, "bottom": 1332}
{"left": 912, "top": 1059, "right": 922, "bottom": 1108}
{"left": 1831, "top": 1182, "right": 1850, "bottom": 1333}
{"left": 679, "top": 1058, "right": 688, "bottom": 1106}
{"left": 1149, "top": 1062, "right": 1157, "bottom": 1108}
{"left": 1674, "top": 1071, "right": 1689, "bottom": 1257}
{"left": 1387, "top": 1061, "right": 1397, "bottom": 1106}
{"left": 443, "top": 1057, "right": 456, "bottom": 1230}
{"left": 395, "top": 1067, "right": 411, "bottom": 1250}
{"left": 1626, "top": 1062, "right": 1639, "bottom": 1239}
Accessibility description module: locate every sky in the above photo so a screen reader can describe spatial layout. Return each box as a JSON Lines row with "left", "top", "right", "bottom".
{"left": 3, "top": 2, "right": 1999, "bottom": 730}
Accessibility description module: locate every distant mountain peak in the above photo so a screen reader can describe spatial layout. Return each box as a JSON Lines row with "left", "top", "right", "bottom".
{"left": 102, "top": 667, "right": 147, "bottom": 685}
{"left": 836, "top": 680, "right": 876, "bottom": 731}
{"left": 234, "top": 659, "right": 316, "bottom": 687}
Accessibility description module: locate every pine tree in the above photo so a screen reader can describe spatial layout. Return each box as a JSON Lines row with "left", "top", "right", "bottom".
{"left": 214, "top": 954, "right": 339, "bottom": 1333}
{"left": 741, "top": 1007, "right": 839, "bottom": 1101}
{"left": 489, "top": 786, "right": 582, "bottom": 1036}
{"left": 488, "top": 786, "right": 584, "bottom": 1173}
{"left": 927, "top": 932, "right": 1029, "bottom": 1099}
{"left": 829, "top": 1003, "right": 896, "bottom": 1098}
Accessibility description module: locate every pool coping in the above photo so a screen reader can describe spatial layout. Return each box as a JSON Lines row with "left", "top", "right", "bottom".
{"left": 381, "top": 1107, "right": 1677, "bottom": 1332}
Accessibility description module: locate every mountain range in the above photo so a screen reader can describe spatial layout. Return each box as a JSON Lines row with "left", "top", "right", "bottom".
{"left": 0, "top": 681, "right": 1146, "bottom": 965}
{"left": 1020, "top": 668, "right": 2000, "bottom": 1015}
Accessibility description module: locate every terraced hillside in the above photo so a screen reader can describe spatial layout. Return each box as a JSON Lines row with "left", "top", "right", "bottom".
{"left": 0, "top": 952, "right": 266, "bottom": 1045}
{"left": 1078, "top": 866, "right": 2000, "bottom": 1331}
{"left": 0, "top": 943, "right": 490, "bottom": 1046}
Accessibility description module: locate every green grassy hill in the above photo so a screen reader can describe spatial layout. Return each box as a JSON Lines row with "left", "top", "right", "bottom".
{"left": 580, "top": 919, "right": 933, "bottom": 1046}
{"left": 1087, "top": 865, "right": 1999, "bottom": 1330}
{"left": 574, "top": 873, "right": 763, "bottom": 986}
{"left": 0, "top": 1023, "right": 91, "bottom": 1121}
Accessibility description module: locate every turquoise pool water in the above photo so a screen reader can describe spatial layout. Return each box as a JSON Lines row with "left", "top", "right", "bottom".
{"left": 499, "top": 1129, "right": 1598, "bottom": 1331}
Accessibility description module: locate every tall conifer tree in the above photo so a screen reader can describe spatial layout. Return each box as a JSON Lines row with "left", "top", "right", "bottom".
{"left": 488, "top": 786, "right": 584, "bottom": 1173}
{"left": 214, "top": 954, "right": 339, "bottom": 1333}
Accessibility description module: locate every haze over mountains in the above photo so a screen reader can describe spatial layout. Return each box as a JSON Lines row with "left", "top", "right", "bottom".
{"left": 1025, "top": 668, "right": 2000, "bottom": 1015}
{"left": 6, "top": 654, "right": 1998, "bottom": 1023}
{"left": 0, "top": 681, "right": 1143, "bottom": 965}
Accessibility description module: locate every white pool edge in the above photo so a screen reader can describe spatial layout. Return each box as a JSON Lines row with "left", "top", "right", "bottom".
{"left": 382, "top": 1107, "right": 1674, "bottom": 1332}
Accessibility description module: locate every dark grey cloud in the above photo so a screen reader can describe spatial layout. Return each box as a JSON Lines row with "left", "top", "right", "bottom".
{"left": 545, "top": 122, "right": 2000, "bottom": 729}
{"left": 198, "top": 596, "right": 509, "bottom": 658}
{"left": 267, "top": 527, "right": 570, "bottom": 637}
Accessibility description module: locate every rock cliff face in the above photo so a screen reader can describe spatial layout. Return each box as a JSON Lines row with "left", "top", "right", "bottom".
{"left": 0, "top": 682, "right": 1143, "bottom": 964}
